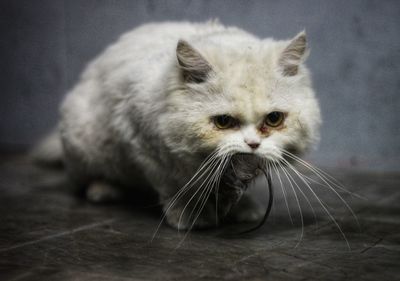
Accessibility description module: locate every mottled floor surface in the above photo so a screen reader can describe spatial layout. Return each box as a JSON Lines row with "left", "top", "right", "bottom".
{"left": 0, "top": 154, "right": 399, "bottom": 281}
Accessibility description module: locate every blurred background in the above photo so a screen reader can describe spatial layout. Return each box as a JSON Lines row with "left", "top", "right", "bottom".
{"left": 0, "top": 0, "right": 399, "bottom": 171}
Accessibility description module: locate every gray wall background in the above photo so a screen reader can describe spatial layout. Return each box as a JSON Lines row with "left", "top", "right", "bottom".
{"left": 1, "top": 0, "right": 399, "bottom": 171}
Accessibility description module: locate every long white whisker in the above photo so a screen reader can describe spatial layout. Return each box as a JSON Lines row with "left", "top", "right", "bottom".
{"left": 177, "top": 156, "right": 224, "bottom": 229}
{"left": 163, "top": 155, "right": 221, "bottom": 223}
{"left": 280, "top": 157, "right": 351, "bottom": 249}
{"left": 292, "top": 154, "right": 349, "bottom": 190}
{"left": 281, "top": 152, "right": 360, "bottom": 227}
{"left": 163, "top": 151, "right": 221, "bottom": 213}
{"left": 177, "top": 150, "right": 221, "bottom": 191}
{"left": 151, "top": 150, "right": 221, "bottom": 240}
{"left": 189, "top": 154, "right": 230, "bottom": 227}
{"left": 276, "top": 160, "right": 304, "bottom": 248}
{"left": 214, "top": 155, "right": 230, "bottom": 225}
{"left": 278, "top": 160, "right": 319, "bottom": 226}
{"left": 282, "top": 150, "right": 364, "bottom": 200}
{"left": 271, "top": 161, "right": 294, "bottom": 225}
{"left": 185, "top": 154, "right": 228, "bottom": 227}
{"left": 177, "top": 155, "right": 230, "bottom": 247}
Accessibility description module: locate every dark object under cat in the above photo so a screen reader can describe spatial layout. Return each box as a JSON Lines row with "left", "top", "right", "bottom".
{"left": 217, "top": 154, "right": 274, "bottom": 232}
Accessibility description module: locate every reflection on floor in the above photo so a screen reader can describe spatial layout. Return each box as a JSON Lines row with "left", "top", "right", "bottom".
{"left": 0, "top": 154, "right": 399, "bottom": 280}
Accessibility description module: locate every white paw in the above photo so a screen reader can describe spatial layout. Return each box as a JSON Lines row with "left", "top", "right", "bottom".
{"left": 164, "top": 202, "right": 217, "bottom": 230}
{"left": 228, "top": 195, "right": 264, "bottom": 223}
{"left": 86, "top": 181, "right": 121, "bottom": 203}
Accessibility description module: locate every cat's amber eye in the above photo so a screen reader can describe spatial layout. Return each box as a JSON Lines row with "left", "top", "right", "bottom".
{"left": 264, "top": 111, "right": 285, "bottom": 127}
{"left": 213, "top": 115, "right": 238, "bottom": 129}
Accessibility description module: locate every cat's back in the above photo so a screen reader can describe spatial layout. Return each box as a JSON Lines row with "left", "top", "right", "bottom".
{"left": 90, "top": 21, "right": 254, "bottom": 79}
{"left": 104, "top": 20, "right": 248, "bottom": 55}
{"left": 65, "top": 21, "right": 258, "bottom": 120}
{"left": 62, "top": 22, "right": 230, "bottom": 118}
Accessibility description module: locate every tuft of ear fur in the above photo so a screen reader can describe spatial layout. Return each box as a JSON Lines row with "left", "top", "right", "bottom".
{"left": 176, "top": 40, "right": 212, "bottom": 83}
{"left": 278, "top": 31, "right": 308, "bottom": 76}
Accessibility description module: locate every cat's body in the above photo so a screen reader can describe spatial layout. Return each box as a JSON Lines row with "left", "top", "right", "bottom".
{"left": 39, "top": 21, "right": 321, "bottom": 229}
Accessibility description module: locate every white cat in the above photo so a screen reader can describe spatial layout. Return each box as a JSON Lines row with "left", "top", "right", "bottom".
{"left": 35, "top": 21, "right": 321, "bottom": 230}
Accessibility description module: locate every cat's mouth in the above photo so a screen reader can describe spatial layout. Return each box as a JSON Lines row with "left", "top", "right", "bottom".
{"left": 219, "top": 153, "right": 263, "bottom": 193}
{"left": 227, "top": 153, "right": 264, "bottom": 178}
{"left": 218, "top": 152, "right": 274, "bottom": 233}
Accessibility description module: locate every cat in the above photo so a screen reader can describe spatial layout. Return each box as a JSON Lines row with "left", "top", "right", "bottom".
{"left": 34, "top": 21, "right": 321, "bottom": 230}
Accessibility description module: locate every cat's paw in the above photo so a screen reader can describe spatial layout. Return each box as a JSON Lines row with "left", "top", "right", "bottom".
{"left": 86, "top": 181, "right": 121, "bottom": 203}
{"left": 226, "top": 194, "right": 264, "bottom": 223}
{"left": 164, "top": 202, "right": 218, "bottom": 230}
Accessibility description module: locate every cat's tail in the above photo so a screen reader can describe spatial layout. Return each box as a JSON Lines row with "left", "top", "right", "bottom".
{"left": 31, "top": 127, "right": 64, "bottom": 167}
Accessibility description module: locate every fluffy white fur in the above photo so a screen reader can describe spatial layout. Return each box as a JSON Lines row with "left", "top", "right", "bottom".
{"left": 45, "top": 21, "right": 321, "bottom": 229}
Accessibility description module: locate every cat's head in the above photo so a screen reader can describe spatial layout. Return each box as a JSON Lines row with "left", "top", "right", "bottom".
{"left": 162, "top": 31, "right": 321, "bottom": 163}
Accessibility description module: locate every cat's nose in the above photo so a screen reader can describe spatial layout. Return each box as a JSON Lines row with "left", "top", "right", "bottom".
{"left": 245, "top": 140, "right": 260, "bottom": 149}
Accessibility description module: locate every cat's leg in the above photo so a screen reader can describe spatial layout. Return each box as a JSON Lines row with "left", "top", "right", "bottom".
{"left": 62, "top": 156, "right": 121, "bottom": 203}
{"left": 86, "top": 181, "right": 122, "bottom": 203}
{"left": 225, "top": 193, "right": 264, "bottom": 223}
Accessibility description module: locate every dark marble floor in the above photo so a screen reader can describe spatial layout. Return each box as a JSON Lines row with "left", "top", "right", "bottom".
{"left": 0, "top": 154, "right": 399, "bottom": 281}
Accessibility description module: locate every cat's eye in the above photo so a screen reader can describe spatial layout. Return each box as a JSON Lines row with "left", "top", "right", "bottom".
{"left": 264, "top": 111, "right": 285, "bottom": 127}
{"left": 213, "top": 115, "right": 238, "bottom": 129}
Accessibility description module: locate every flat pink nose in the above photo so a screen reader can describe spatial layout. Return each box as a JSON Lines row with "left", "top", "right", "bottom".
{"left": 245, "top": 141, "right": 260, "bottom": 149}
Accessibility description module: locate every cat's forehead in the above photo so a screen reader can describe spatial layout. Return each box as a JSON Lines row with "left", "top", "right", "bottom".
{"left": 213, "top": 49, "right": 277, "bottom": 92}
{"left": 217, "top": 50, "right": 272, "bottom": 77}
{"left": 213, "top": 56, "right": 288, "bottom": 119}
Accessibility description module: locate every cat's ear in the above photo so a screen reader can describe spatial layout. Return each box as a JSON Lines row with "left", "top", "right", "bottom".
{"left": 278, "top": 31, "right": 308, "bottom": 76}
{"left": 176, "top": 40, "right": 212, "bottom": 83}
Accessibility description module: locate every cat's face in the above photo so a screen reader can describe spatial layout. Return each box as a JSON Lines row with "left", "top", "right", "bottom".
{"left": 163, "top": 32, "right": 321, "bottom": 163}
